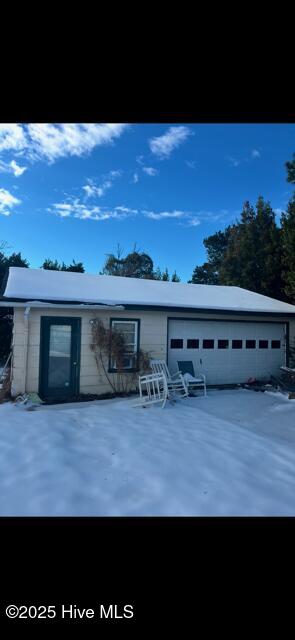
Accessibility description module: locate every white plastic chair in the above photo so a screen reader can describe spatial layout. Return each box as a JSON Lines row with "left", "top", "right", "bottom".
{"left": 134, "top": 372, "right": 168, "bottom": 408}
{"left": 150, "top": 359, "right": 188, "bottom": 399}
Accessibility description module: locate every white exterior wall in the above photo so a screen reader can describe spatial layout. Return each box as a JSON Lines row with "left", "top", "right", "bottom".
{"left": 11, "top": 306, "right": 295, "bottom": 397}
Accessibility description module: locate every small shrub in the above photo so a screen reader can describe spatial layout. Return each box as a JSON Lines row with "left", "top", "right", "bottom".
{"left": 90, "top": 317, "right": 151, "bottom": 395}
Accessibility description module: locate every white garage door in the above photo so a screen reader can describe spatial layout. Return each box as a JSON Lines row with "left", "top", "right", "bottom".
{"left": 168, "top": 320, "right": 286, "bottom": 385}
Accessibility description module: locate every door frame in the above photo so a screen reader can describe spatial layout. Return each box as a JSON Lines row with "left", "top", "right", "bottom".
{"left": 39, "top": 316, "right": 81, "bottom": 401}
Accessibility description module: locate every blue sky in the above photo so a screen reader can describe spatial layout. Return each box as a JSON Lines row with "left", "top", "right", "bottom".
{"left": 0, "top": 123, "right": 294, "bottom": 282}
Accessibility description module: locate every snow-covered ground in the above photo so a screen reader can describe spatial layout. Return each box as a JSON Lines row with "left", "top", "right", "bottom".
{"left": 0, "top": 389, "right": 294, "bottom": 516}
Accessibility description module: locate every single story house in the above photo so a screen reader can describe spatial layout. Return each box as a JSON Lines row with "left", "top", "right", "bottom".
{"left": 1, "top": 266, "right": 295, "bottom": 401}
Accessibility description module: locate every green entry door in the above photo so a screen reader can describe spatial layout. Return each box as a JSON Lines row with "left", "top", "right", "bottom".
{"left": 39, "top": 317, "right": 81, "bottom": 400}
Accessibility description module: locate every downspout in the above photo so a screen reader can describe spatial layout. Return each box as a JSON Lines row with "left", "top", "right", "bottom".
{"left": 22, "top": 306, "right": 30, "bottom": 394}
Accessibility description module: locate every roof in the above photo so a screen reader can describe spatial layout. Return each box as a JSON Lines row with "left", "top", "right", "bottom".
{"left": 1, "top": 267, "right": 295, "bottom": 315}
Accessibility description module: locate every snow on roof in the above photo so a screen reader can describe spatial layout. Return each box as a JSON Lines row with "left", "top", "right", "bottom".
{"left": 2, "top": 267, "right": 295, "bottom": 314}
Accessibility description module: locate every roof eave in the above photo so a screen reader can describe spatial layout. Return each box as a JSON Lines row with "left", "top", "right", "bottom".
{"left": 1, "top": 298, "right": 295, "bottom": 316}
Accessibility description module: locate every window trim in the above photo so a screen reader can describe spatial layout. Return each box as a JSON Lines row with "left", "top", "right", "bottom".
{"left": 109, "top": 318, "right": 140, "bottom": 373}
{"left": 187, "top": 339, "right": 199, "bottom": 349}
{"left": 232, "top": 339, "right": 243, "bottom": 349}
{"left": 246, "top": 340, "right": 256, "bottom": 349}
{"left": 259, "top": 340, "right": 268, "bottom": 349}
{"left": 203, "top": 339, "right": 215, "bottom": 349}
{"left": 170, "top": 338, "right": 184, "bottom": 349}
{"left": 218, "top": 339, "right": 229, "bottom": 349}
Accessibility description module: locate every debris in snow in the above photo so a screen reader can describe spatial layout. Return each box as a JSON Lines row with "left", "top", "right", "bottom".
{"left": 14, "top": 393, "right": 44, "bottom": 411}
{"left": 242, "top": 378, "right": 275, "bottom": 393}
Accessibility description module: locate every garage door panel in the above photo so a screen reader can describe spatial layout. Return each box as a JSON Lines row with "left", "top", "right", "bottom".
{"left": 168, "top": 320, "right": 286, "bottom": 384}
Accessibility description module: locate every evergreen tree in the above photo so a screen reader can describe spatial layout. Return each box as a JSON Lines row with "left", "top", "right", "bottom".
{"left": 62, "top": 260, "right": 85, "bottom": 273}
{"left": 41, "top": 259, "right": 84, "bottom": 272}
{"left": 281, "top": 196, "right": 295, "bottom": 301}
{"left": 286, "top": 153, "right": 295, "bottom": 185}
{"left": 190, "top": 199, "right": 284, "bottom": 299}
{"left": 220, "top": 198, "right": 284, "bottom": 299}
{"left": 189, "top": 227, "right": 231, "bottom": 284}
{"left": 154, "top": 267, "right": 162, "bottom": 280}
{"left": 100, "top": 254, "right": 124, "bottom": 277}
{"left": 203, "top": 227, "right": 232, "bottom": 268}
{"left": 101, "top": 247, "right": 180, "bottom": 282}
{"left": 101, "top": 249, "right": 154, "bottom": 279}
{"left": 0, "top": 250, "right": 29, "bottom": 288}
{"left": 41, "top": 259, "right": 61, "bottom": 271}
{"left": 171, "top": 271, "right": 181, "bottom": 282}
{"left": 125, "top": 251, "right": 154, "bottom": 279}
{"left": 281, "top": 153, "right": 295, "bottom": 301}
{"left": 189, "top": 263, "right": 219, "bottom": 285}
{"left": 161, "top": 268, "right": 169, "bottom": 281}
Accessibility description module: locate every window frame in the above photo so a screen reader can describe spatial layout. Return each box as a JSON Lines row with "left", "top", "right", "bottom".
{"left": 187, "top": 339, "right": 199, "bottom": 349}
{"left": 170, "top": 339, "right": 184, "bottom": 349}
{"left": 232, "top": 339, "right": 243, "bottom": 349}
{"left": 218, "top": 339, "right": 229, "bottom": 349}
{"left": 109, "top": 318, "right": 140, "bottom": 372}
{"left": 246, "top": 340, "right": 256, "bottom": 349}
{"left": 203, "top": 339, "right": 215, "bottom": 349}
{"left": 259, "top": 340, "right": 268, "bottom": 349}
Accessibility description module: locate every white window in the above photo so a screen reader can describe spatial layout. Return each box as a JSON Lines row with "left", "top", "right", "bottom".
{"left": 110, "top": 320, "right": 139, "bottom": 370}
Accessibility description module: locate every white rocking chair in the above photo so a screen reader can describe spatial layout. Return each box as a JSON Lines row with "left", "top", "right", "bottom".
{"left": 134, "top": 372, "right": 168, "bottom": 409}
{"left": 150, "top": 359, "right": 188, "bottom": 399}
{"left": 177, "top": 360, "right": 207, "bottom": 396}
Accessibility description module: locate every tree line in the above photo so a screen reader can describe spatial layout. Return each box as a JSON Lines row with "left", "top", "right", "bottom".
{"left": 0, "top": 244, "right": 181, "bottom": 287}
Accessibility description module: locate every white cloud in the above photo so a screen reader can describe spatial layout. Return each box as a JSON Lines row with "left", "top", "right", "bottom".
{"left": 227, "top": 150, "right": 261, "bottom": 167}
{"left": 10, "top": 159, "right": 27, "bottom": 176}
{"left": 82, "top": 184, "right": 97, "bottom": 198}
{"left": 82, "top": 169, "right": 122, "bottom": 199}
{"left": 187, "top": 218, "right": 201, "bottom": 226}
{"left": 132, "top": 172, "right": 139, "bottom": 183}
{"left": 143, "top": 210, "right": 187, "bottom": 220}
{"left": 144, "top": 208, "right": 233, "bottom": 226}
{"left": 0, "top": 123, "right": 129, "bottom": 165}
{"left": 0, "top": 188, "right": 21, "bottom": 216}
{"left": 49, "top": 200, "right": 233, "bottom": 226}
{"left": 136, "top": 155, "right": 144, "bottom": 165}
{"left": 0, "top": 124, "right": 27, "bottom": 153}
{"left": 149, "top": 126, "right": 192, "bottom": 159}
{"left": 50, "top": 199, "right": 137, "bottom": 222}
{"left": 142, "top": 166, "right": 158, "bottom": 176}
{"left": 0, "top": 159, "right": 27, "bottom": 177}
{"left": 26, "top": 124, "right": 128, "bottom": 163}
{"left": 83, "top": 182, "right": 112, "bottom": 198}
{"left": 50, "top": 203, "right": 73, "bottom": 218}
{"left": 114, "top": 206, "right": 138, "bottom": 214}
